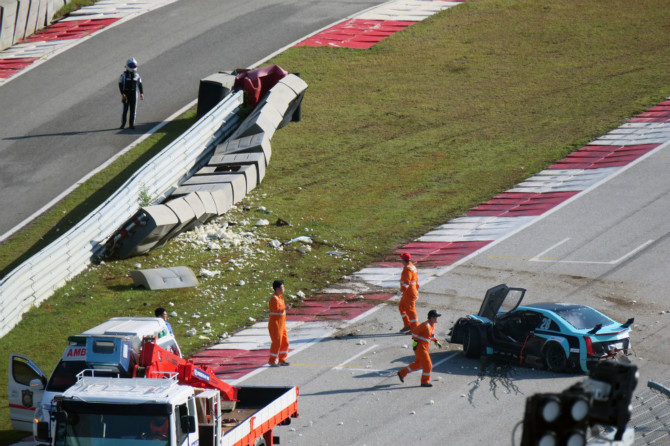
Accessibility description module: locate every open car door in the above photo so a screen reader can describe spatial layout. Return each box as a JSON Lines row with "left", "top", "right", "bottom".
{"left": 477, "top": 284, "right": 526, "bottom": 321}
{"left": 8, "top": 354, "right": 47, "bottom": 431}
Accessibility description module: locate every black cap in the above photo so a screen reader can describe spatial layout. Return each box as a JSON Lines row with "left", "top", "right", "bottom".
{"left": 428, "top": 310, "right": 441, "bottom": 318}
{"left": 273, "top": 280, "right": 284, "bottom": 290}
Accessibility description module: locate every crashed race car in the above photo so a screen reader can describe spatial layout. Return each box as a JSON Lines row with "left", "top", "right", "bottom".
{"left": 447, "top": 284, "right": 633, "bottom": 373}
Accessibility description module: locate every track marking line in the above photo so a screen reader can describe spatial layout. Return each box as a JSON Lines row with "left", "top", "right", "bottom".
{"left": 530, "top": 239, "right": 654, "bottom": 265}
{"left": 334, "top": 344, "right": 380, "bottom": 370}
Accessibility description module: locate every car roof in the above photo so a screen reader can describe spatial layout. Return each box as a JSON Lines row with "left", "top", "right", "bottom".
{"left": 521, "top": 302, "right": 585, "bottom": 312}
{"left": 81, "top": 317, "right": 167, "bottom": 338}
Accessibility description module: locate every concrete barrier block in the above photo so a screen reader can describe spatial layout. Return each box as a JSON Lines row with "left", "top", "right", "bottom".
{"left": 181, "top": 192, "right": 208, "bottom": 231}
{"left": 207, "top": 152, "right": 266, "bottom": 184}
{"left": 0, "top": 2, "right": 19, "bottom": 50}
{"left": 25, "top": 0, "right": 41, "bottom": 38}
{"left": 279, "top": 73, "right": 308, "bottom": 96}
{"left": 36, "top": 0, "right": 47, "bottom": 31}
{"left": 13, "top": 0, "right": 30, "bottom": 43}
{"left": 193, "top": 163, "right": 257, "bottom": 194}
{"left": 45, "top": 0, "right": 54, "bottom": 26}
{"left": 210, "top": 186, "right": 234, "bottom": 215}
{"left": 183, "top": 171, "right": 248, "bottom": 203}
{"left": 159, "top": 197, "right": 196, "bottom": 246}
{"left": 276, "top": 74, "right": 307, "bottom": 128}
{"left": 263, "top": 82, "right": 296, "bottom": 116}
{"left": 228, "top": 102, "right": 283, "bottom": 140}
{"left": 193, "top": 191, "right": 218, "bottom": 222}
{"left": 111, "top": 205, "right": 179, "bottom": 259}
{"left": 130, "top": 266, "right": 199, "bottom": 290}
{"left": 196, "top": 72, "right": 237, "bottom": 118}
{"left": 213, "top": 132, "right": 271, "bottom": 163}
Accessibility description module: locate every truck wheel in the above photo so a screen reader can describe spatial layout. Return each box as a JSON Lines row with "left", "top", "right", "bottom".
{"left": 463, "top": 326, "right": 481, "bottom": 359}
{"left": 544, "top": 343, "right": 567, "bottom": 373}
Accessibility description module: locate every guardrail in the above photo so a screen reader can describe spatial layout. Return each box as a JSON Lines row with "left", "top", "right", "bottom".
{"left": 0, "top": 91, "right": 244, "bottom": 338}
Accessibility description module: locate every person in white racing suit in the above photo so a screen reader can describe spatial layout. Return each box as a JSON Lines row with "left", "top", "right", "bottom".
{"left": 118, "top": 57, "right": 144, "bottom": 129}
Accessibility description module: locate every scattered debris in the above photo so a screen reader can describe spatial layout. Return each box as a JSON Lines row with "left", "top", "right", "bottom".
{"left": 199, "top": 268, "right": 221, "bottom": 278}
{"left": 286, "top": 236, "right": 312, "bottom": 245}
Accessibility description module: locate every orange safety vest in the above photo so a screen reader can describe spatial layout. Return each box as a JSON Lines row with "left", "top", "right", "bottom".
{"left": 400, "top": 262, "right": 419, "bottom": 299}
{"left": 269, "top": 293, "right": 286, "bottom": 317}
{"left": 412, "top": 321, "right": 436, "bottom": 349}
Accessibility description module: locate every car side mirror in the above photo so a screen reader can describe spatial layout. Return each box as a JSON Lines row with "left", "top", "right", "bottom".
{"left": 181, "top": 415, "right": 196, "bottom": 433}
{"left": 30, "top": 378, "right": 45, "bottom": 391}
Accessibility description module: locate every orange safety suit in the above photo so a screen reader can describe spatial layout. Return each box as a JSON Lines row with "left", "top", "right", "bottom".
{"left": 399, "top": 261, "right": 419, "bottom": 331}
{"left": 398, "top": 320, "right": 436, "bottom": 385}
{"left": 268, "top": 291, "right": 289, "bottom": 365}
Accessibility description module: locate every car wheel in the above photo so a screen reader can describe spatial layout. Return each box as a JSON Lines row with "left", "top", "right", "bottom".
{"left": 463, "top": 326, "right": 481, "bottom": 358}
{"left": 544, "top": 342, "right": 567, "bottom": 373}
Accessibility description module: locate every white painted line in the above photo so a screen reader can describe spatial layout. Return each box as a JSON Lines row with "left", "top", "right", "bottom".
{"left": 433, "top": 351, "right": 460, "bottom": 368}
{"left": 334, "top": 344, "right": 380, "bottom": 370}
{"left": 531, "top": 239, "right": 655, "bottom": 265}
{"left": 530, "top": 237, "right": 570, "bottom": 261}
{"left": 348, "top": 302, "right": 387, "bottom": 324}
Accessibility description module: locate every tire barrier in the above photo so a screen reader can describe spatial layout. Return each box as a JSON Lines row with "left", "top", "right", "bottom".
{"left": 0, "top": 90, "right": 245, "bottom": 339}
{"left": 105, "top": 69, "right": 307, "bottom": 260}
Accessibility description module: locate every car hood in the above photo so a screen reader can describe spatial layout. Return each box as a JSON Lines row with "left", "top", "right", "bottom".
{"left": 477, "top": 284, "right": 526, "bottom": 321}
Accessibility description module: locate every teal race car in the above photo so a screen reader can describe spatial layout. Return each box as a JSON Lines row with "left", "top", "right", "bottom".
{"left": 448, "top": 284, "right": 633, "bottom": 373}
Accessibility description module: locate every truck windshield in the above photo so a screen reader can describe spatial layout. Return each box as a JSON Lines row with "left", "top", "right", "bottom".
{"left": 55, "top": 409, "right": 170, "bottom": 446}
{"left": 47, "top": 361, "right": 126, "bottom": 393}
{"left": 47, "top": 361, "right": 88, "bottom": 392}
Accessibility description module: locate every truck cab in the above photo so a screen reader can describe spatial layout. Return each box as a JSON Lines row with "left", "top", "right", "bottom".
{"left": 52, "top": 376, "right": 199, "bottom": 446}
{"left": 51, "top": 374, "right": 299, "bottom": 446}
{"left": 8, "top": 317, "right": 181, "bottom": 443}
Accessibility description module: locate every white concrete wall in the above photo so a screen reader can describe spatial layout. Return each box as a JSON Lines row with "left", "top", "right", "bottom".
{"left": 0, "top": 0, "right": 71, "bottom": 51}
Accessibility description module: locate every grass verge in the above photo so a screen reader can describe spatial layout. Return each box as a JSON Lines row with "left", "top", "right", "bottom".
{"left": 1, "top": 0, "right": 669, "bottom": 440}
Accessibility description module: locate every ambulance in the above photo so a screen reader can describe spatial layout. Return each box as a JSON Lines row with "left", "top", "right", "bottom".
{"left": 8, "top": 317, "right": 180, "bottom": 444}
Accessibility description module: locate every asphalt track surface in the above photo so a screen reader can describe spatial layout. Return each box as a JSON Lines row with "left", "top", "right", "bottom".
{"left": 0, "top": 0, "right": 383, "bottom": 238}
{"left": 243, "top": 142, "right": 670, "bottom": 445}
{"left": 5, "top": 1, "right": 670, "bottom": 445}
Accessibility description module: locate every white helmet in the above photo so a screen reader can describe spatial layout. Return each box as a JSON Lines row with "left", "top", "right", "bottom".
{"left": 125, "top": 58, "right": 138, "bottom": 73}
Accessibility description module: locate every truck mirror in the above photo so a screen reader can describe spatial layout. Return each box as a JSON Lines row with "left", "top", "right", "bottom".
{"left": 30, "top": 378, "right": 45, "bottom": 391}
{"left": 37, "top": 421, "right": 50, "bottom": 440}
{"left": 181, "top": 415, "right": 196, "bottom": 433}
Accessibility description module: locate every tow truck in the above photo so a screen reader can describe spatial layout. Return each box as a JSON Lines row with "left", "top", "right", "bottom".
{"left": 8, "top": 317, "right": 181, "bottom": 444}
{"left": 49, "top": 337, "right": 299, "bottom": 446}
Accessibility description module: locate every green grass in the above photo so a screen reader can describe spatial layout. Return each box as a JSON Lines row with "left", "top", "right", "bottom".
{"left": 1, "top": 0, "right": 669, "bottom": 440}
{"left": 52, "top": 0, "right": 99, "bottom": 21}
